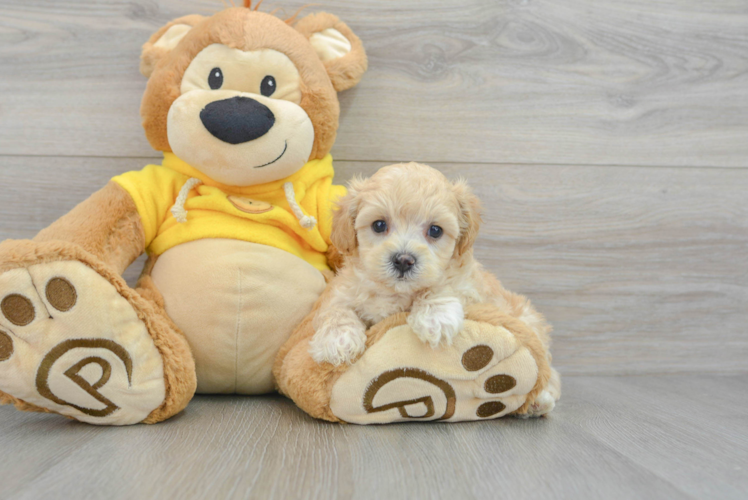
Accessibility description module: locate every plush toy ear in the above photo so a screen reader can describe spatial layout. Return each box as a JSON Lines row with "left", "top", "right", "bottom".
{"left": 294, "top": 13, "right": 368, "bottom": 92}
{"left": 330, "top": 178, "right": 364, "bottom": 255}
{"left": 140, "top": 15, "right": 204, "bottom": 78}
{"left": 452, "top": 180, "right": 483, "bottom": 257}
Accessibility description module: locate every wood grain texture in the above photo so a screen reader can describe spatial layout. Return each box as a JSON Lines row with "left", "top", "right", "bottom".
{"left": 1, "top": 156, "right": 745, "bottom": 375}
{"left": 0, "top": 375, "right": 745, "bottom": 500}
{"left": 1, "top": 0, "right": 747, "bottom": 166}
{"left": 336, "top": 161, "right": 748, "bottom": 375}
{"left": 0, "top": 1, "right": 746, "bottom": 498}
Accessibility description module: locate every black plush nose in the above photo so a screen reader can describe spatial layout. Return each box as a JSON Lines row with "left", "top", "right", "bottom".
{"left": 392, "top": 253, "right": 417, "bottom": 274}
{"left": 199, "top": 96, "right": 275, "bottom": 144}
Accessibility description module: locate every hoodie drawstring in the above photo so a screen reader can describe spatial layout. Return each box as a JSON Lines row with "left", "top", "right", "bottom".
{"left": 171, "top": 178, "right": 317, "bottom": 230}
{"left": 171, "top": 178, "right": 202, "bottom": 223}
{"left": 284, "top": 182, "right": 317, "bottom": 230}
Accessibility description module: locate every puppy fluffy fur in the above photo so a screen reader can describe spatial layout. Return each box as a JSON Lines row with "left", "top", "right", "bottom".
{"left": 309, "top": 163, "right": 553, "bottom": 372}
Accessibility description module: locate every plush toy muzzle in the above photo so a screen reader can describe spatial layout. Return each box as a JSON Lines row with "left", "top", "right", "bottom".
{"left": 199, "top": 96, "right": 276, "bottom": 145}
{"left": 166, "top": 86, "right": 315, "bottom": 186}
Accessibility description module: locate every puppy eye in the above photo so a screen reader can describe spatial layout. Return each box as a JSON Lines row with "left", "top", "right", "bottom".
{"left": 261, "top": 75, "right": 276, "bottom": 97}
{"left": 372, "top": 220, "right": 387, "bottom": 234}
{"left": 428, "top": 225, "right": 443, "bottom": 239}
{"left": 208, "top": 67, "right": 223, "bottom": 90}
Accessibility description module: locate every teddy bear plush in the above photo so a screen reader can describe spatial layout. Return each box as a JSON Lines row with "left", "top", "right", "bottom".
{"left": 0, "top": 3, "right": 558, "bottom": 425}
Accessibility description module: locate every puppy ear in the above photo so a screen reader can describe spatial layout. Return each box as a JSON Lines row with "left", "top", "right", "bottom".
{"left": 140, "top": 15, "right": 204, "bottom": 78}
{"left": 294, "top": 13, "right": 368, "bottom": 92}
{"left": 330, "top": 178, "right": 364, "bottom": 255}
{"left": 453, "top": 179, "right": 483, "bottom": 257}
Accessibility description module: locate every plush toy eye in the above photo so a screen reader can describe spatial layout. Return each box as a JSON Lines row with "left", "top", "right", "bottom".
{"left": 260, "top": 75, "right": 276, "bottom": 97}
{"left": 208, "top": 67, "right": 223, "bottom": 90}
{"left": 372, "top": 220, "right": 387, "bottom": 233}
{"left": 428, "top": 225, "right": 443, "bottom": 239}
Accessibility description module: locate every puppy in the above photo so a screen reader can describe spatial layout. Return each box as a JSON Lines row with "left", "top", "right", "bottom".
{"left": 309, "top": 163, "right": 553, "bottom": 373}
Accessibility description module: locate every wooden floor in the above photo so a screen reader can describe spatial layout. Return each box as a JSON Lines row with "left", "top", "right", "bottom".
{"left": 0, "top": 375, "right": 746, "bottom": 500}
{"left": 0, "top": 0, "right": 746, "bottom": 498}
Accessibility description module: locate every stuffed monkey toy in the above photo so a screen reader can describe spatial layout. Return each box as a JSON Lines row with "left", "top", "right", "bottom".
{"left": 0, "top": 3, "right": 558, "bottom": 425}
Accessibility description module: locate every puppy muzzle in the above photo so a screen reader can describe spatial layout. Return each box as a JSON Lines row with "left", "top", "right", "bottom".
{"left": 391, "top": 252, "right": 417, "bottom": 279}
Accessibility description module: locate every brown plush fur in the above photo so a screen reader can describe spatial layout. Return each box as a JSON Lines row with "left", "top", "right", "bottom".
{"left": 273, "top": 285, "right": 411, "bottom": 423}
{"left": 140, "top": 15, "right": 206, "bottom": 78}
{"left": 134, "top": 255, "right": 164, "bottom": 308}
{"left": 274, "top": 284, "right": 552, "bottom": 422}
{"left": 272, "top": 285, "right": 342, "bottom": 421}
{"left": 33, "top": 182, "right": 145, "bottom": 275}
{"left": 0, "top": 239, "right": 197, "bottom": 423}
{"left": 0, "top": 390, "right": 53, "bottom": 416}
{"left": 140, "top": 8, "right": 366, "bottom": 160}
{"left": 294, "top": 13, "right": 368, "bottom": 92}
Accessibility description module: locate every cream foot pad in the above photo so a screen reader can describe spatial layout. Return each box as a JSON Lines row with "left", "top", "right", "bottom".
{"left": 329, "top": 319, "right": 541, "bottom": 424}
{"left": 0, "top": 261, "right": 166, "bottom": 425}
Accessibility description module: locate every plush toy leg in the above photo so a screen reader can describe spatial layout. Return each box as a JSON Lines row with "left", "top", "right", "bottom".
{"left": 274, "top": 303, "right": 558, "bottom": 424}
{"left": 0, "top": 240, "right": 196, "bottom": 425}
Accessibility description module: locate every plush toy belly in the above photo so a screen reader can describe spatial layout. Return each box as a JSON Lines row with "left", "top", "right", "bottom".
{"left": 150, "top": 238, "right": 326, "bottom": 394}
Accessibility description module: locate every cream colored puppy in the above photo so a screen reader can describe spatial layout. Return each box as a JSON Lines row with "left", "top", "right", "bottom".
{"left": 309, "top": 163, "right": 552, "bottom": 375}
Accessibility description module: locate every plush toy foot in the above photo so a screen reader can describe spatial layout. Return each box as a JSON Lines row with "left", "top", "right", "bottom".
{"left": 0, "top": 241, "right": 196, "bottom": 425}
{"left": 275, "top": 303, "right": 558, "bottom": 424}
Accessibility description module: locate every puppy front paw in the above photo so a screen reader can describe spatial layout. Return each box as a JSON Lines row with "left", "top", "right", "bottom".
{"left": 309, "top": 322, "right": 367, "bottom": 366}
{"left": 408, "top": 298, "right": 464, "bottom": 348}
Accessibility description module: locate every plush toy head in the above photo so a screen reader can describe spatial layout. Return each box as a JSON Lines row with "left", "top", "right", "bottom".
{"left": 139, "top": 2, "right": 367, "bottom": 186}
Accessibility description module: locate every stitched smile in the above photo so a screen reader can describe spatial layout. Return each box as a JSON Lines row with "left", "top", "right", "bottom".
{"left": 253, "top": 140, "right": 288, "bottom": 169}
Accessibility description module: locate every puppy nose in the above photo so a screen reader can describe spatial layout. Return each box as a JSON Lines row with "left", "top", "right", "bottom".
{"left": 392, "top": 253, "right": 416, "bottom": 273}
{"left": 200, "top": 96, "right": 275, "bottom": 144}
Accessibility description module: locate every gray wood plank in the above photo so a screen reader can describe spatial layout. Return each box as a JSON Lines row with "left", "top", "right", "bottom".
{"left": 2, "top": 155, "right": 745, "bottom": 375}
{"left": 1, "top": 0, "right": 747, "bottom": 167}
{"left": 562, "top": 375, "right": 748, "bottom": 499}
{"left": 0, "top": 375, "right": 745, "bottom": 499}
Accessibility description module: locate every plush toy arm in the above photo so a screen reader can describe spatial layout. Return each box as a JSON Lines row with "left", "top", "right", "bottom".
{"left": 33, "top": 182, "right": 145, "bottom": 275}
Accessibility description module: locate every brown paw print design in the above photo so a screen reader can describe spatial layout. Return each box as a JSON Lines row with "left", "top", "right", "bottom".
{"left": 0, "top": 261, "right": 166, "bottom": 425}
{"left": 329, "top": 319, "right": 542, "bottom": 424}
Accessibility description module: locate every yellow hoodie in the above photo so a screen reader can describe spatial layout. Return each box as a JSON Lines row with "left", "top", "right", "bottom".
{"left": 112, "top": 153, "right": 345, "bottom": 271}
